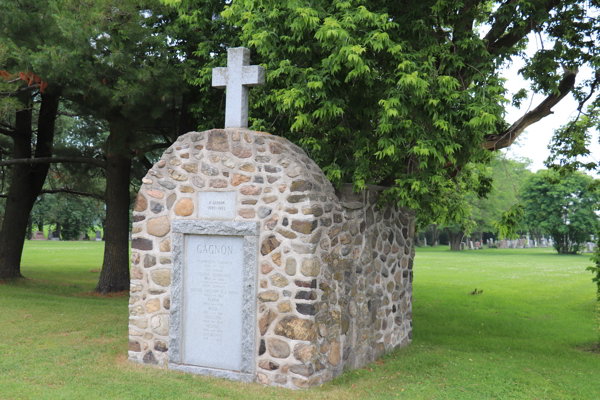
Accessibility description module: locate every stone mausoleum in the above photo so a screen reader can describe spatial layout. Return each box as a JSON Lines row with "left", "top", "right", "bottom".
{"left": 128, "top": 128, "right": 415, "bottom": 388}
{"left": 128, "top": 47, "right": 414, "bottom": 389}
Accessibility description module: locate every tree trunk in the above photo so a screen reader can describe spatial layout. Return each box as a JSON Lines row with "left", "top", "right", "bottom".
{"left": 449, "top": 231, "right": 464, "bottom": 251}
{"left": 27, "top": 215, "right": 33, "bottom": 240}
{"left": 0, "top": 89, "right": 61, "bottom": 279}
{"left": 55, "top": 222, "right": 61, "bottom": 239}
{"left": 95, "top": 116, "right": 132, "bottom": 293}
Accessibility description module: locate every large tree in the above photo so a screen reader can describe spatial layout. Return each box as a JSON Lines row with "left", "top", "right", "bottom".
{"left": 521, "top": 170, "right": 599, "bottom": 254}
{"left": 197, "top": 0, "right": 599, "bottom": 224}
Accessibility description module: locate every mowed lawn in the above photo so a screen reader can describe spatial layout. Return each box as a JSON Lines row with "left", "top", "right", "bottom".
{"left": 0, "top": 242, "right": 598, "bottom": 400}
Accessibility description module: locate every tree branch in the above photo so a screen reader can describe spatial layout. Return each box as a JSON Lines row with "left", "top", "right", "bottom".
{"left": 41, "top": 188, "right": 105, "bottom": 200}
{"left": 0, "top": 157, "right": 106, "bottom": 168}
{"left": 485, "top": 0, "right": 560, "bottom": 55}
{"left": 483, "top": 70, "right": 577, "bottom": 150}
{"left": 133, "top": 142, "right": 172, "bottom": 156}
{"left": 0, "top": 127, "right": 15, "bottom": 138}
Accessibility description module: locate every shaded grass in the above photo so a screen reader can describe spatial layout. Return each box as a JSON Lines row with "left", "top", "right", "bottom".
{"left": 0, "top": 243, "right": 598, "bottom": 399}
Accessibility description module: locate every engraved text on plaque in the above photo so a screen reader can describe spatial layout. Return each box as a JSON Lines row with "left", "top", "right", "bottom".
{"left": 183, "top": 234, "right": 245, "bottom": 371}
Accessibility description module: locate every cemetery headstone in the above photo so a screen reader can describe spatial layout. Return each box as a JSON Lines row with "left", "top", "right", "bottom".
{"left": 128, "top": 47, "right": 415, "bottom": 389}
{"left": 47, "top": 230, "right": 52, "bottom": 240}
{"left": 95, "top": 231, "right": 102, "bottom": 241}
{"left": 469, "top": 241, "right": 474, "bottom": 250}
{"left": 34, "top": 231, "right": 45, "bottom": 240}
{"left": 51, "top": 231, "right": 60, "bottom": 241}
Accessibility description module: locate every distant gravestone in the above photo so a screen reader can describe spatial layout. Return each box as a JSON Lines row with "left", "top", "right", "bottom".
{"left": 423, "top": 237, "right": 427, "bottom": 246}
{"left": 34, "top": 231, "right": 45, "bottom": 240}
{"left": 51, "top": 231, "right": 60, "bottom": 241}
{"left": 469, "top": 241, "right": 474, "bottom": 250}
{"left": 95, "top": 231, "right": 102, "bottom": 241}
{"left": 47, "top": 230, "right": 52, "bottom": 240}
{"left": 460, "top": 242, "right": 466, "bottom": 250}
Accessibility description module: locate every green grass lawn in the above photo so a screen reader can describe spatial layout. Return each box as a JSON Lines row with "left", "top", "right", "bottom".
{"left": 1, "top": 243, "right": 598, "bottom": 399}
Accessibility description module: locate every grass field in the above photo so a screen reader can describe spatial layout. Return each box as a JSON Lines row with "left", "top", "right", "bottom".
{"left": 1, "top": 242, "right": 598, "bottom": 399}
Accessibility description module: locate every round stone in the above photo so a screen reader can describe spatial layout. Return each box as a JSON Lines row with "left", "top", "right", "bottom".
{"left": 268, "top": 338, "right": 290, "bottom": 358}
{"left": 147, "top": 216, "right": 170, "bottom": 237}
{"left": 175, "top": 198, "right": 194, "bottom": 216}
{"left": 151, "top": 314, "right": 169, "bottom": 336}
{"left": 134, "top": 193, "right": 147, "bottom": 212}
{"left": 151, "top": 269, "right": 171, "bottom": 287}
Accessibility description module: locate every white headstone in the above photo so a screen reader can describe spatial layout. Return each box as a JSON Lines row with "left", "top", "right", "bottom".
{"left": 212, "top": 47, "right": 265, "bottom": 128}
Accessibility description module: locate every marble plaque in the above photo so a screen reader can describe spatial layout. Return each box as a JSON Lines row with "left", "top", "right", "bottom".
{"left": 198, "top": 192, "right": 236, "bottom": 220}
{"left": 170, "top": 220, "right": 258, "bottom": 382}
{"left": 183, "top": 234, "right": 244, "bottom": 370}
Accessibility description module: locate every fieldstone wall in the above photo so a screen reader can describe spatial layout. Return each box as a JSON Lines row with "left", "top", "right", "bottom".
{"left": 128, "top": 128, "right": 414, "bottom": 388}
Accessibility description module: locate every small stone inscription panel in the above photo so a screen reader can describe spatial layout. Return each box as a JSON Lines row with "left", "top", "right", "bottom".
{"left": 183, "top": 234, "right": 244, "bottom": 371}
{"left": 198, "top": 192, "right": 236, "bottom": 220}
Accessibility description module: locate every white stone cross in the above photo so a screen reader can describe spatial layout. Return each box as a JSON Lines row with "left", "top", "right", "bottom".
{"left": 212, "top": 47, "right": 265, "bottom": 129}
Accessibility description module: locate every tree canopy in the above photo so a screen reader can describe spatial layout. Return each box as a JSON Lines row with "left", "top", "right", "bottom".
{"left": 521, "top": 170, "right": 599, "bottom": 253}
{"left": 188, "top": 0, "right": 600, "bottom": 225}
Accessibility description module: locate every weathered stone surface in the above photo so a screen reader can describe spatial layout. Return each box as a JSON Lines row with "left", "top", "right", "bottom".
{"left": 206, "top": 130, "right": 229, "bottom": 152}
{"left": 209, "top": 179, "right": 228, "bottom": 188}
{"left": 328, "top": 340, "right": 341, "bottom": 365}
{"left": 259, "top": 360, "right": 279, "bottom": 371}
{"left": 175, "top": 198, "right": 194, "bottom": 216}
{"left": 143, "top": 351, "right": 158, "bottom": 365}
{"left": 131, "top": 267, "right": 143, "bottom": 280}
{"left": 132, "top": 238, "right": 153, "bottom": 251}
{"left": 291, "top": 180, "right": 313, "bottom": 192}
{"left": 240, "top": 185, "right": 261, "bottom": 195}
{"left": 268, "top": 338, "right": 290, "bottom": 358}
{"left": 239, "top": 163, "right": 255, "bottom": 172}
{"left": 144, "top": 254, "right": 156, "bottom": 269}
{"left": 150, "top": 269, "right": 171, "bottom": 287}
{"left": 272, "top": 251, "right": 281, "bottom": 266}
{"left": 296, "top": 304, "right": 316, "bottom": 315}
{"left": 147, "top": 216, "right": 170, "bottom": 237}
{"left": 232, "top": 173, "right": 251, "bottom": 186}
{"left": 293, "top": 343, "right": 317, "bottom": 363}
{"left": 269, "top": 142, "right": 285, "bottom": 154}
{"left": 270, "top": 273, "right": 289, "bottom": 287}
{"left": 278, "top": 301, "right": 292, "bottom": 313}
{"left": 200, "top": 163, "right": 219, "bottom": 176}
{"left": 259, "top": 309, "right": 278, "bottom": 335}
{"left": 259, "top": 290, "right": 279, "bottom": 302}
{"left": 290, "top": 364, "right": 314, "bottom": 377}
{"left": 258, "top": 207, "right": 272, "bottom": 219}
{"left": 181, "top": 163, "right": 197, "bottom": 174}
{"left": 239, "top": 208, "right": 256, "bottom": 219}
{"left": 300, "top": 258, "right": 320, "bottom": 277}
{"left": 154, "top": 340, "right": 168, "bottom": 352}
{"left": 169, "top": 169, "right": 188, "bottom": 181}
{"left": 291, "top": 220, "right": 317, "bottom": 234}
{"left": 150, "top": 201, "right": 164, "bottom": 214}
{"left": 128, "top": 341, "right": 141, "bottom": 352}
{"left": 260, "top": 235, "right": 281, "bottom": 255}
{"left": 260, "top": 261, "right": 273, "bottom": 274}
{"left": 151, "top": 314, "right": 168, "bottom": 336}
{"left": 159, "top": 238, "right": 171, "bottom": 252}
{"left": 232, "top": 146, "right": 252, "bottom": 158}
{"left": 285, "top": 258, "right": 297, "bottom": 275}
{"left": 147, "top": 189, "right": 164, "bottom": 199}
{"left": 146, "top": 299, "right": 160, "bottom": 313}
{"left": 276, "top": 228, "right": 297, "bottom": 239}
{"left": 274, "top": 316, "right": 316, "bottom": 341}
{"left": 134, "top": 193, "right": 148, "bottom": 211}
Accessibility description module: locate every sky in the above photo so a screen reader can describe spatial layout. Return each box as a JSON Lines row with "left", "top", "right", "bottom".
{"left": 499, "top": 35, "right": 600, "bottom": 176}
